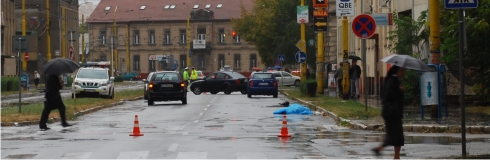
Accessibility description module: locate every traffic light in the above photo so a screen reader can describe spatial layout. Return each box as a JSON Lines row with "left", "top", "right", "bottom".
{"left": 231, "top": 30, "right": 237, "bottom": 38}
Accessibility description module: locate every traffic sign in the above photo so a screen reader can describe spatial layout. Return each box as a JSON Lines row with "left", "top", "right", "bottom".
{"left": 295, "top": 51, "right": 307, "bottom": 63}
{"left": 314, "top": 17, "right": 327, "bottom": 31}
{"left": 297, "top": 6, "right": 309, "bottom": 24}
{"left": 68, "top": 46, "right": 75, "bottom": 60}
{"left": 313, "top": 9, "right": 328, "bottom": 17}
{"left": 296, "top": 40, "right": 306, "bottom": 51}
{"left": 445, "top": 0, "right": 478, "bottom": 9}
{"left": 336, "top": 0, "right": 355, "bottom": 17}
{"left": 352, "top": 14, "right": 376, "bottom": 39}
{"left": 278, "top": 54, "right": 285, "bottom": 62}
{"left": 24, "top": 53, "right": 29, "bottom": 61}
{"left": 308, "top": 39, "right": 315, "bottom": 46}
{"left": 313, "top": 0, "right": 328, "bottom": 8}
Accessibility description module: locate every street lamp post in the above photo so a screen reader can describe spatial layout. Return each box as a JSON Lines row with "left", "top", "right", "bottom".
{"left": 183, "top": 3, "right": 191, "bottom": 68}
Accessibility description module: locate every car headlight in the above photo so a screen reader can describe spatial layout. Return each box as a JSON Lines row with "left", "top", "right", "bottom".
{"left": 100, "top": 82, "right": 108, "bottom": 86}
{"left": 74, "top": 81, "right": 80, "bottom": 85}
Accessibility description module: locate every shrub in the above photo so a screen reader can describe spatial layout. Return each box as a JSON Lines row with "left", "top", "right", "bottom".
{"left": 300, "top": 79, "right": 317, "bottom": 97}
{"left": 1, "top": 77, "right": 20, "bottom": 91}
{"left": 114, "top": 76, "right": 124, "bottom": 82}
{"left": 1, "top": 77, "right": 7, "bottom": 92}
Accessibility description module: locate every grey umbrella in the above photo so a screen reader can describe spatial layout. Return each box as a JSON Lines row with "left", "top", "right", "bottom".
{"left": 40, "top": 58, "right": 80, "bottom": 75}
{"left": 381, "top": 54, "right": 430, "bottom": 71}
{"left": 349, "top": 55, "right": 362, "bottom": 60}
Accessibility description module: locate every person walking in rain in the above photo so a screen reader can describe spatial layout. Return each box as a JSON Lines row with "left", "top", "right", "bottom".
{"left": 190, "top": 67, "right": 198, "bottom": 83}
{"left": 39, "top": 74, "right": 72, "bottom": 131}
{"left": 34, "top": 71, "right": 41, "bottom": 89}
{"left": 372, "top": 65, "right": 405, "bottom": 159}
{"left": 334, "top": 62, "right": 343, "bottom": 97}
{"left": 183, "top": 67, "right": 190, "bottom": 92}
{"left": 349, "top": 60, "right": 361, "bottom": 99}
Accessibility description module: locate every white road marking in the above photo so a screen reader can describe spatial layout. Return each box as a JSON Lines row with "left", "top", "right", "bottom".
{"left": 204, "top": 108, "right": 208, "bottom": 110}
{"left": 168, "top": 143, "right": 179, "bottom": 152}
{"left": 117, "top": 151, "right": 149, "bottom": 159}
{"left": 207, "top": 104, "right": 211, "bottom": 107}
{"left": 60, "top": 152, "right": 92, "bottom": 159}
{"left": 182, "top": 132, "right": 189, "bottom": 135}
{"left": 194, "top": 120, "right": 199, "bottom": 123}
{"left": 176, "top": 152, "right": 207, "bottom": 159}
{"left": 237, "top": 152, "right": 268, "bottom": 159}
{"left": 199, "top": 113, "right": 203, "bottom": 116}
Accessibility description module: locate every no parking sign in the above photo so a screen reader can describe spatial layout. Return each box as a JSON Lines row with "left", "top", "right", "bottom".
{"left": 351, "top": 14, "right": 376, "bottom": 39}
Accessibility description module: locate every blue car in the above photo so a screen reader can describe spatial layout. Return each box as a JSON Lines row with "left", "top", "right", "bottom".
{"left": 247, "top": 72, "right": 278, "bottom": 98}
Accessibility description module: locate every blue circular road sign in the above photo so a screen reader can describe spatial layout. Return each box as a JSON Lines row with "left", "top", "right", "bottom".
{"left": 295, "top": 51, "right": 307, "bottom": 63}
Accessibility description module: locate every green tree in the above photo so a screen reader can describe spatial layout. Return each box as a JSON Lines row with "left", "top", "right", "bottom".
{"left": 440, "top": 0, "right": 490, "bottom": 101}
{"left": 386, "top": 10, "right": 429, "bottom": 105}
{"left": 232, "top": 0, "right": 316, "bottom": 67}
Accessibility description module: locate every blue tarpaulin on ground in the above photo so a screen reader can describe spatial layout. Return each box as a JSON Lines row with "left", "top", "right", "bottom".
{"left": 273, "top": 103, "right": 313, "bottom": 115}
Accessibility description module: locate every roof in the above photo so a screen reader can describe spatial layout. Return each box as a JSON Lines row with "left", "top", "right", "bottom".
{"left": 87, "top": 0, "right": 255, "bottom": 23}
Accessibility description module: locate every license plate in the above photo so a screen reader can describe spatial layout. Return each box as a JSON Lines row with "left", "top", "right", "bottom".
{"left": 259, "top": 83, "right": 268, "bottom": 86}
{"left": 161, "top": 84, "right": 173, "bottom": 87}
{"left": 84, "top": 89, "right": 95, "bottom": 92}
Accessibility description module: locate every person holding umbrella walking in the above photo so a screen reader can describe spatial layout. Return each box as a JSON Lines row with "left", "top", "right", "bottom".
{"left": 39, "top": 58, "right": 79, "bottom": 131}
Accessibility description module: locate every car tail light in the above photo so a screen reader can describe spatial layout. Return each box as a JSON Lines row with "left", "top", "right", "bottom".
{"left": 180, "top": 81, "right": 185, "bottom": 87}
{"left": 200, "top": 73, "right": 203, "bottom": 77}
{"left": 149, "top": 82, "right": 154, "bottom": 90}
{"left": 273, "top": 81, "right": 278, "bottom": 87}
{"left": 236, "top": 79, "right": 240, "bottom": 85}
{"left": 249, "top": 80, "right": 253, "bottom": 87}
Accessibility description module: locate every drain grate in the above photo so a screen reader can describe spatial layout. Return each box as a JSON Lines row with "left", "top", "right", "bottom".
{"left": 5, "top": 154, "right": 37, "bottom": 159}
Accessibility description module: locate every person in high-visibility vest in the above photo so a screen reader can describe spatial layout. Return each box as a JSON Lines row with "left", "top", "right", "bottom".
{"left": 190, "top": 67, "right": 198, "bottom": 82}
{"left": 183, "top": 67, "right": 190, "bottom": 92}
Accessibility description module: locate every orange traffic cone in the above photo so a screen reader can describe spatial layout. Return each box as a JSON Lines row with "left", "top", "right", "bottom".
{"left": 130, "top": 115, "right": 144, "bottom": 136}
{"left": 278, "top": 115, "right": 291, "bottom": 137}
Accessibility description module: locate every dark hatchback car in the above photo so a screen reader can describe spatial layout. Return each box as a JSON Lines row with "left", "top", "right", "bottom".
{"left": 144, "top": 71, "right": 187, "bottom": 105}
{"left": 247, "top": 72, "right": 278, "bottom": 98}
{"left": 190, "top": 71, "right": 248, "bottom": 95}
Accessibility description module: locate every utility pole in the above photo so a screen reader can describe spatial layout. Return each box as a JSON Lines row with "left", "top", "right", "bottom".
{"left": 82, "top": 14, "right": 85, "bottom": 64}
{"left": 21, "top": 0, "right": 26, "bottom": 72}
{"left": 61, "top": 6, "right": 66, "bottom": 58}
{"left": 341, "top": 17, "right": 350, "bottom": 100}
{"left": 313, "top": 0, "right": 327, "bottom": 94}
{"left": 46, "top": 0, "right": 51, "bottom": 60}
{"left": 429, "top": 0, "right": 441, "bottom": 119}
{"left": 126, "top": 24, "right": 130, "bottom": 72}
{"left": 300, "top": 0, "right": 307, "bottom": 81}
{"left": 113, "top": 6, "right": 118, "bottom": 75}
{"left": 183, "top": 3, "right": 191, "bottom": 68}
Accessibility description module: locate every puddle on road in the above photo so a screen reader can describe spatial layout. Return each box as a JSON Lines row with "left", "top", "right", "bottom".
{"left": 62, "top": 138, "right": 114, "bottom": 142}
{"left": 5, "top": 154, "right": 37, "bottom": 159}
{"left": 3, "top": 137, "right": 63, "bottom": 141}
{"left": 405, "top": 136, "right": 489, "bottom": 145}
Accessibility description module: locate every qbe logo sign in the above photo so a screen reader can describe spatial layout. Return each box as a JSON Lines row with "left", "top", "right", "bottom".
{"left": 336, "top": 0, "right": 355, "bottom": 17}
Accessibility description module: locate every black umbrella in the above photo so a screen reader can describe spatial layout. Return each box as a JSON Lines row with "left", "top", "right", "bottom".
{"left": 40, "top": 58, "right": 80, "bottom": 75}
{"left": 349, "top": 55, "right": 362, "bottom": 60}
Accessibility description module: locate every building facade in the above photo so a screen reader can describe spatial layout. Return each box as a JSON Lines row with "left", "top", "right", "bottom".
{"left": 86, "top": 0, "right": 263, "bottom": 77}
{"left": 1, "top": 0, "right": 16, "bottom": 76}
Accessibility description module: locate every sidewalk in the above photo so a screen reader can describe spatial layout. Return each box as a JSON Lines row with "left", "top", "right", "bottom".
{"left": 285, "top": 88, "right": 490, "bottom": 134}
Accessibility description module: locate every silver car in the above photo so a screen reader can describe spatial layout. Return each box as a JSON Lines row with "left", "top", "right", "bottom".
{"left": 71, "top": 67, "right": 115, "bottom": 99}
{"left": 272, "top": 71, "right": 300, "bottom": 87}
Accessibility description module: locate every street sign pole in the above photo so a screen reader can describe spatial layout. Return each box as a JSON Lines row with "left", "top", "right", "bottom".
{"left": 458, "top": 8, "right": 466, "bottom": 159}
{"left": 18, "top": 38, "right": 22, "bottom": 113}
{"left": 361, "top": 1, "right": 367, "bottom": 112}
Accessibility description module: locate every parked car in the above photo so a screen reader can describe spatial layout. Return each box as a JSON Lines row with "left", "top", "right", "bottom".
{"left": 121, "top": 72, "right": 141, "bottom": 81}
{"left": 219, "top": 65, "right": 233, "bottom": 71}
{"left": 190, "top": 71, "right": 248, "bottom": 95}
{"left": 247, "top": 72, "right": 278, "bottom": 98}
{"left": 145, "top": 71, "right": 187, "bottom": 105}
{"left": 272, "top": 71, "right": 300, "bottom": 87}
{"left": 197, "top": 70, "right": 205, "bottom": 79}
{"left": 71, "top": 67, "right": 115, "bottom": 99}
{"left": 143, "top": 72, "right": 156, "bottom": 100}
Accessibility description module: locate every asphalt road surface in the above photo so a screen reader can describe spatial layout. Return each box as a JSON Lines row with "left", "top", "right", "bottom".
{"left": 2, "top": 92, "right": 489, "bottom": 159}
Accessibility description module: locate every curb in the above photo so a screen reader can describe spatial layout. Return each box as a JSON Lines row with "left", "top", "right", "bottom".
{"left": 281, "top": 91, "right": 490, "bottom": 134}
{"left": 0, "top": 96, "right": 144, "bottom": 127}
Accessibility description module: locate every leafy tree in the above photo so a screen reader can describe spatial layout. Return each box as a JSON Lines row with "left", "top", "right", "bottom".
{"left": 440, "top": 0, "right": 490, "bottom": 101}
{"left": 386, "top": 10, "right": 429, "bottom": 105}
{"left": 232, "top": 0, "right": 316, "bottom": 67}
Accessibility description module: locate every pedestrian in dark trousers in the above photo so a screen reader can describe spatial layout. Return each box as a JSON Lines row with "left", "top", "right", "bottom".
{"left": 334, "top": 62, "right": 343, "bottom": 97}
{"left": 372, "top": 65, "right": 406, "bottom": 159}
{"left": 349, "top": 60, "right": 361, "bottom": 99}
{"left": 39, "top": 74, "right": 72, "bottom": 131}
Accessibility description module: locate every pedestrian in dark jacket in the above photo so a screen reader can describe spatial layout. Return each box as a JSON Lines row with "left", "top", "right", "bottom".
{"left": 372, "top": 65, "right": 405, "bottom": 159}
{"left": 39, "top": 74, "right": 72, "bottom": 131}
{"left": 349, "top": 60, "right": 362, "bottom": 99}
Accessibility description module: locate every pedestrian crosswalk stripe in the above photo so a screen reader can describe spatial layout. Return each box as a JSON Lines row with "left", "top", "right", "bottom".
{"left": 117, "top": 151, "right": 149, "bottom": 159}
{"left": 168, "top": 143, "right": 179, "bottom": 152}
{"left": 237, "top": 152, "right": 268, "bottom": 159}
{"left": 176, "top": 152, "right": 207, "bottom": 159}
{"left": 60, "top": 152, "right": 92, "bottom": 159}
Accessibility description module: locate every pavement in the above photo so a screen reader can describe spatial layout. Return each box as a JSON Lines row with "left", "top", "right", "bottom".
{"left": 282, "top": 87, "right": 490, "bottom": 134}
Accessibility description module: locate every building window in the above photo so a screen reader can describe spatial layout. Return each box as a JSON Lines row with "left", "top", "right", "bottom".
{"left": 100, "top": 54, "right": 107, "bottom": 61}
{"left": 133, "top": 55, "right": 140, "bottom": 70}
{"left": 180, "top": 55, "right": 187, "bottom": 70}
{"left": 198, "top": 54, "right": 205, "bottom": 69}
{"left": 133, "top": 30, "right": 140, "bottom": 45}
{"left": 234, "top": 34, "right": 241, "bottom": 43}
{"left": 180, "top": 29, "right": 186, "bottom": 44}
{"left": 197, "top": 28, "right": 206, "bottom": 40}
{"left": 148, "top": 30, "right": 155, "bottom": 45}
{"left": 164, "top": 29, "right": 171, "bottom": 44}
{"left": 99, "top": 30, "right": 106, "bottom": 45}
{"left": 218, "top": 28, "right": 225, "bottom": 43}
{"left": 250, "top": 54, "right": 257, "bottom": 69}
{"left": 234, "top": 54, "right": 241, "bottom": 69}
{"left": 218, "top": 54, "right": 225, "bottom": 70}
{"left": 149, "top": 59, "right": 156, "bottom": 71}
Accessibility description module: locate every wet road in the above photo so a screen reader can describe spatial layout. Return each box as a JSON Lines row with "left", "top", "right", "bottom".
{"left": 2, "top": 92, "right": 489, "bottom": 159}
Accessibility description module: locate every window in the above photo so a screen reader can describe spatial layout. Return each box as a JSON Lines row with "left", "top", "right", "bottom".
{"left": 197, "top": 28, "right": 206, "bottom": 40}
{"left": 170, "top": 5, "right": 176, "bottom": 9}
{"left": 148, "top": 30, "right": 155, "bottom": 44}
{"left": 140, "top": 5, "right": 146, "bottom": 10}
{"left": 133, "top": 30, "right": 140, "bottom": 45}
{"left": 104, "top": 6, "right": 111, "bottom": 11}
{"left": 218, "top": 54, "right": 225, "bottom": 70}
{"left": 100, "top": 54, "right": 107, "bottom": 61}
{"left": 234, "top": 54, "right": 241, "bottom": 69}
{"left": 198, "top": 54, "right": 205, "bottom": 69}
{"left": 133, "top": 55, "right": 140, "bottom": 70}
{"left": 273, "top": 72, "right": 282, "bottom": 77}
{"left": 99, "top": 30, "right": 106, "bottom": 45}
{"left": 164, "top": 5, "right": 170, "bottom": 9}
{"left": 180, "top": 55, "right": 187, "bottom": 70}
{"left": 149, "top": 59, "right": 156, "bottom": 71}
{"left": 250, "top": 54, "right": 257, "bottom": 69}
{"left": 233, "top": 34, "right": 241, "bottom": 43}
{"left": 179, "top": 29, "right": 186, "bottom": 44}
{"left": 164, "top": 29, "right": 171, "bottom": 44}
{"left": 205, "top": 4, "right": 211, "bottom": 8}
{"left": 217, "top": 4, "right": 223, "bottom": 8}
{"left": 215, "top": 73, "right": 226, "bottom": 79}
{"left": 218, "top": 28, "right": 225, "bottom": 43}
{"left": 193, "top": 4, "right": 199, "bottom": 9}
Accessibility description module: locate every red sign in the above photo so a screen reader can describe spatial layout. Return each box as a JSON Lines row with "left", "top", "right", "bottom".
{"left": 68, "top": 46, "right": 74, "bottom": 61}
{"left": 351, "top": 14, "right": 376, "bottom": 38}
{"left": 313, "top": 0, "right": 328, "bottom": 8}
{"left": 313, "top": 10, "right": 328, "bottom": 17}
{"left": 24, "top": 53, "right": 29, "bottom": 61}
